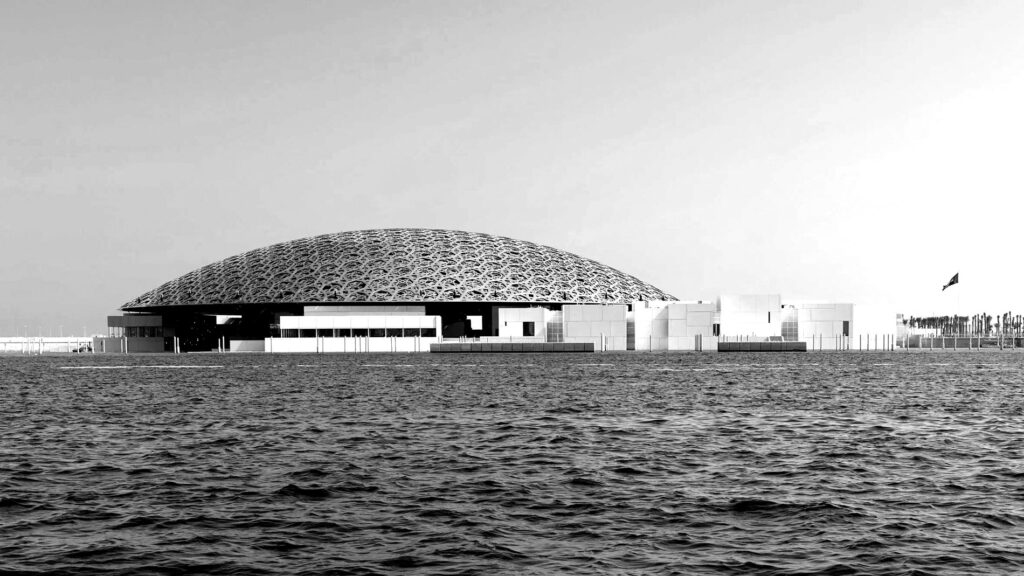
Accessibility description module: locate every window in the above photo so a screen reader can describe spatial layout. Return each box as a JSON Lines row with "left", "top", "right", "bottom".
{"left": 281, "top": 329, "right": 298, "bottom": 338}
{"left": 781, "top": 322, "right": 799, "bottom": 342}
{"left": 403, "top": 328, "right": 419, "bottom": 337}
{"left": 843, "top": 321, "right": 850, "bottom": 337}
{"left": 333, "top": 328, "right": 350, "bottom": 338}
{"left": 781, "top": 307, "right": 799, "bottom": 342}
{"left": 421, "top": 328, "right": 436, "bottom": 337}
{"left": 523, "top": 321, "right": 535, "bottom": 337}
{"left": 369, "top": 328, "right": 385, "bottom": 337}
{"left": 299, "top": 329, "right": 316, "bottom": 338}
{"left": 546, "top": 321, "right": 562, "bottom": 343}
{"left": 352, "top": 328, "right": 369, "bottom": 337}
{"left": 713, "top": 324, "right": 720, "bottom": 336}
{"left": 385, "top": 328, "right": 403, "bottom": 337}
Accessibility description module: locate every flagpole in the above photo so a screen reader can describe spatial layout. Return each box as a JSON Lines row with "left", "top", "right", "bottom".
{"left": 942, "top": 272, "right": 960, "bottom": 335}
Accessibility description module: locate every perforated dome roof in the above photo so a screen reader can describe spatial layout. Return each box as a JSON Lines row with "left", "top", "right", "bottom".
{"left": 121, "top": 229, "right": 676, "bottom": 309}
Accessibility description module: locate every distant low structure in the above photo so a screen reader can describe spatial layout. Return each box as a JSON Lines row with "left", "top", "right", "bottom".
{"left": 98, "top": 228, "right": 899, "bottom": 354}
{"left": 0, "top": 337, "right": 93, "bottom": 354}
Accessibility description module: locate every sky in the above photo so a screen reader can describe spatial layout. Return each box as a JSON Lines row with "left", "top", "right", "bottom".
{"left": 3, "top": 0, "right": 1023, "bottom": 336}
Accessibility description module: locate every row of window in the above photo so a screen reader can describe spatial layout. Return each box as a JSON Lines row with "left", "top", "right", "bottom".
{"left": 280, "top": 328, "right": 437, "bottom": 338}
{"left": 781, "top": 321, "right": 799, "bottom": 342}
{"left": 781, "top": 321, "right": 849, "bottom": 341}
{"left": 545, "top": 320, "right": 562, "bottom": 343}
{"left": 109, "top": 326, "right": 164, "bottom": 337}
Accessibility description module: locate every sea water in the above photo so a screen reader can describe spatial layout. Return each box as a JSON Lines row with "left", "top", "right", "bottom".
{"left": 1, "top": 352, "right": 1022, "bottom": 575}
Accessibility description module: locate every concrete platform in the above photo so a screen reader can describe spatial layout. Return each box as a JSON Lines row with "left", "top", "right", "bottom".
{"left": 430, "top": 342, "right": 594, "bottom": 353}
{"left": 718, "top": 341, "right": 807, "bottom": 352}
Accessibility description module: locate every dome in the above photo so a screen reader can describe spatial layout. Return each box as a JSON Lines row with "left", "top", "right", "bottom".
{"left": 120, "top": 229, "right": 676, "bottom": 309}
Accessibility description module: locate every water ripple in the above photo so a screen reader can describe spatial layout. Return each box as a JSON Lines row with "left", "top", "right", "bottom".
{"left": 2, "top": 352, "right": 1024, "bottom": 574}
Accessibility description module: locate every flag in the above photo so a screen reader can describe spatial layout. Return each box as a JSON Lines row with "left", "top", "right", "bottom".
{"left": 942, "top": 272, "right": 959, "bottom": 291}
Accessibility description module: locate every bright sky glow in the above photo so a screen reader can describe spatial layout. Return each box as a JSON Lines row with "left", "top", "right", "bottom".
{"left": 3, "top": 1, "right": 1023, "bottom": 335}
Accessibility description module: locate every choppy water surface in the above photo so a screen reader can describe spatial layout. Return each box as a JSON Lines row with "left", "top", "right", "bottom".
{"left": 1, "top": 352, "right": 1023, "bottom": 575}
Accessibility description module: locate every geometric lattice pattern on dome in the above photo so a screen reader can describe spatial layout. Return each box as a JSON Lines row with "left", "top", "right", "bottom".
{"left": 120, "top": 228, "right": 676, "bottom": 309}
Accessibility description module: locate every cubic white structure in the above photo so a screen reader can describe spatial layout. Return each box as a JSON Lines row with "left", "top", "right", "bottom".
{"left": 562, "top": 304, "right": 628, "bottom": 351}
{"left": 495, "top": 307, "right": 548, "bottom": 341}
{"left": 628, "top": 295, "right": 897, "bottom": 351}
{"left": 719, "top": 295, "right": 782, "bottom": 339}
{"left": 631, "top": 301, "right": 718, "bottom": 351}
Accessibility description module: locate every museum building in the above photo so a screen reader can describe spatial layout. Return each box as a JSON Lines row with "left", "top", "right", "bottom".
{"left": 98, "top": 228, "right": 676, "bottom": 353}
{"left": 98, "top": 228, "right": 896, "bottom": 353}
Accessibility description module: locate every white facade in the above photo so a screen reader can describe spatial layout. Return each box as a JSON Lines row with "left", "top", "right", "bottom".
{"left": 495, "top": 307, "right": 547, "bottom": 341}
{"left": 628, "top": 295, "right": 897, "bottom": 351}
{"left": 719, "top": 295, "right": 782, "bottom": 339}
{"left": 267, "top": 314, "right": 442, "bottom": 353}
{"left": 632, "top": 300, "right": 719, "bottom": 351}
{"left": 563, "top": 304, "right": 628, "bottom": 351}
{"left": 279, "top": 314, "right": 440, "bottom": 332}
{"left": 785, "top": 301, "right": 853, "bottom": 351}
